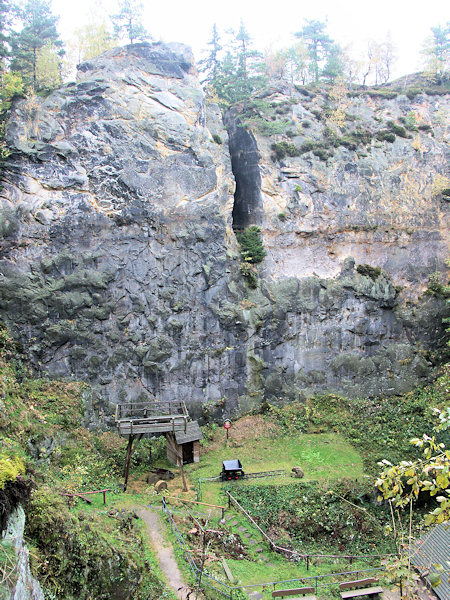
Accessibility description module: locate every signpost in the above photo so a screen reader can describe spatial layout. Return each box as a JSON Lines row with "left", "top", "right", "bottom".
{"left": 223, "top": 419, "right": 232, "bottom": 442}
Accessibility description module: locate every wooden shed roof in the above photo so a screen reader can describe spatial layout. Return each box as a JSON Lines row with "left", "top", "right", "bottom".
{"left": 411, "top": 521, "right": 449, "bottom": 600}
{"left": 174, "top": 421, "right": 202, "bottom": 445}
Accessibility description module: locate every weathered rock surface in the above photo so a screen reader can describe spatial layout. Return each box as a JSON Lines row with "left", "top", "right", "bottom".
{"left": 2, "top": 506, "right": 45, "bottom": 600}
{"left": 0, "top": 43, "right": 448, "bottom": 421}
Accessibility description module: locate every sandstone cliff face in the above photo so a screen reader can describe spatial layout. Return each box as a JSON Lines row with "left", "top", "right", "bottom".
{"left": 0, "top": 43, "right": 448, "bottom": 422}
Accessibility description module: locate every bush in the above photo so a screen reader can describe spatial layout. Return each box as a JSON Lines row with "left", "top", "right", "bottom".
{"left": 240, "top": 261, "right": 258, "bottom": 288}
{"left": 418, "top": 123, "right": 432, "bottom": 132}
{"left": 376, "top": 131, "right": 396, "bottom": 143}
{"left": 356, "top": 264, "right": 382, "bottom": 280}
{"left": 270, "top": 141, "right": 300, "bottom": 160}
{"left": 300, "top": 140, "right": 315, "bottom": 153}
{"left": 387, "top": 120, "right": 409, "bottom": 138}
{"left": 366, "top": 89, "right": 398, "bottom": 99}
{"left": 405, "top": 88, "right": 421, "bottom": 100}
{"left": 302, "top": 119, "right": 312, "bottom": 128}
{"left": 352, "top": 129, "right": 374, "bottom": 145}
{"left": 212, "top": 133, "right": 223, "bottom": 144}
{"left": 236, "top": 226, "right": 266, "bottom": 264}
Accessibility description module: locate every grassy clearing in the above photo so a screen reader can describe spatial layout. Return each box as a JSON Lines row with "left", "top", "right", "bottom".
{"left": 184, "top": 417, "right": 364, "bottom": 505}
{"left": 192, "top": 432, "right": 363, "bottom": 481}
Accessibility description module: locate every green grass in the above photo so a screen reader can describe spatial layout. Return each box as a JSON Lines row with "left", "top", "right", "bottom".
{"left": 219, "top": 556, "right": 380, "bottom": 598}
{"left": 187, "top": 433, "right": 363, "bottom": 505}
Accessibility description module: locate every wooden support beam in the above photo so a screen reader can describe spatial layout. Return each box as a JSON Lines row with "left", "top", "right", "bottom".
{"left": 123, "top": 435, "right": 135, "bottom": 487}
{"left": 123, "top": 433, "right": 144, "bottom": 492}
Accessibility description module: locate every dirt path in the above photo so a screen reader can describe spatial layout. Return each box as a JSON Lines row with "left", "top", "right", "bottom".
{"left": 139, "top": 507, "right": 192, "bottom": 600}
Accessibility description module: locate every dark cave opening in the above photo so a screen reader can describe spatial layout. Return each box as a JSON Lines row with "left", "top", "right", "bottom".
{"left": 224, "top": 112, "right": 264, "bottom": 231}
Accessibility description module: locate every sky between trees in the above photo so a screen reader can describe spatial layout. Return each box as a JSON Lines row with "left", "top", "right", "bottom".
{"left": 51, "top": 0, "right": 449, "bottom": 80}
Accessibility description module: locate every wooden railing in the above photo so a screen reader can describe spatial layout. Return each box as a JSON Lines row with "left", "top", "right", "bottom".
{"left": 115, "top": 399, "right": 188, "bottom": 421}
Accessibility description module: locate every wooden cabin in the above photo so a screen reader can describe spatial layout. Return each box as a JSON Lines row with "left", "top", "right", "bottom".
{"left": 166, "top": 421, "right": 202, "bottom": 465}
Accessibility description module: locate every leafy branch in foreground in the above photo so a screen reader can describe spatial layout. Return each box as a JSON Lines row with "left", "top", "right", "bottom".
{"left": 376, "top": 407, "right": 450, "bottom": 525}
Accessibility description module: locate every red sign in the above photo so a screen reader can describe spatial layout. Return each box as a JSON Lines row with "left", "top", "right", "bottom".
{"left": 223, "top": 420, "right": 232, "bottom": 430}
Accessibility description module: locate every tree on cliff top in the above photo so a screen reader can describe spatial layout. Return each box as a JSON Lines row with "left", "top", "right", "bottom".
{"left": 9, "top": 0, "right": 64, "bottom": 91}
{"left": 295, "top": 19, "right": 333, "bottom": 82}
{"left": 422, "top": 23, "right": 449, "bottom": 83}
{"left": 201, "top": 21, "right": 266, "bottom": 106}
{"left": 198, "top": 23, "right": 222, "bottom": 87}
{"left": 0, "top": 0, "right": 16, "bottom": 67}
{"left": 111, "top": 0, "right": 150, "bottom": 45}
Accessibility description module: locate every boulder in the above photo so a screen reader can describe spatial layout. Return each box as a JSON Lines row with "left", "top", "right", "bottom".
{"left": 291, "top": 466, "right": 304, "bottom": 479}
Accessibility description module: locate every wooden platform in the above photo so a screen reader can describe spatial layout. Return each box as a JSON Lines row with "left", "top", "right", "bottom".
{"left": 115, "top": 401, "right": 188, "bottom": 436}
{"left": 115, "top": 400, "right": 190, "bottom": 491}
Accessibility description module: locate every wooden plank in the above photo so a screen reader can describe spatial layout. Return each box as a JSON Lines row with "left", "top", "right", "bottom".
{"left": 272, "top": 588, "right": 316, "bottom": 598}
{"left": 339, "top": 579, "right": 378, "bottom": 591}
{"left": 340, "top": 587, "right": 383, "bottom": 599}
{"left": 222, "top": 559, "right": 235, "bottom": 583}
{"left": 118, "top": 423, "right": 188, "bottom": 435}
{"left": 164, "top": 496, "right": 226, "bottom": 510}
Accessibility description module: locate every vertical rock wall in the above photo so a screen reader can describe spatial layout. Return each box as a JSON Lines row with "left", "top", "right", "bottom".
{"left": 0, "top": 44, "right": 448, "bottom": 420}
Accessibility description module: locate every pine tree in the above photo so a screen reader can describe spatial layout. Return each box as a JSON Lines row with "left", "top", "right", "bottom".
{"left": 111, "top": 0, "right": 150, "bottom": 45}
{"left": 0, "top": 0, "right": 15, "bottom": 67}
{"left": 9, "top": 0, "right": 64, "bottom": 90}
{"left": 295, "top": 19, "right": 333, "bottom": 83}
{"left": 422, "top": 23, "right": 449, "bottom": 82}
{"left": 209, "top": 21, "right": 265, "bottom": 106}
{"left": 321, "top": 43, "right": 345, "bottom": 83}
{"left": 198, "top": 23, "right": 222, "bottom": 87}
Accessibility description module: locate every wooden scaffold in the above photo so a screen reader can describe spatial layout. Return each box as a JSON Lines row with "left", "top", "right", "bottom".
{"left": 115, "top": 400, "right": 188, "bottom": 491}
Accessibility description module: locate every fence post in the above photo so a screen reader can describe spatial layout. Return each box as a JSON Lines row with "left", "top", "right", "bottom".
{"left": 228, "top": 492, "right": 231, "bottom": 508}
{"left": 306, "top": 555, "right": 309, "bottom": 571}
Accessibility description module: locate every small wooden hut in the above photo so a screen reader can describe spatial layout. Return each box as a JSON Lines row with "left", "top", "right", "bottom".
{"left": 166, "top": 421, "right": 202, "bottom": 465}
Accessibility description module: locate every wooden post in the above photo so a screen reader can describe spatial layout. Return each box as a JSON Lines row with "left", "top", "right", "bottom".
{"left": 306, "top": 555, "right": 309, "bottom": 571}
{"left": 123, "top": 435, "right": 135, "bottom": 492}
{"left": 177, "top": 445, "right": 188, "bottom": 492}
{"left": 103, "top": 491, "right": 106, "bottom": 505}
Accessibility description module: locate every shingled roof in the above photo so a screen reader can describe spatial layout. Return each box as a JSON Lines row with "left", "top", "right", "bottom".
{"left": 411, "top": 522, "right": 449, "bottom": 600}
{"left": 174, "top": 421, "right": 202, "bottom": 445}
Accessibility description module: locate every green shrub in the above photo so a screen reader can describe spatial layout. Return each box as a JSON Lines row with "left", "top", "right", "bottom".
{"left": 240, "top": 261, "right": 258, "bottom": 288}
{"left": 278, "top": 212, "right": 286, "bottom": 221}
{"left": 302, "top": 119, "right": 312, "bottom": 128}
{"left": 212, "top": 133, "right": 223, "bottom": 144}
{"left": 425, "top": 272, "right": 450, "bottom": 298}
{"left": 356, "top": 264, "right": 382, "bottom": 280}
{"left": 0, "top": 452, "right": 25, "bottom": 489}
{"left": 338, "top": 136, "right": 358, "bottom": 150}
{"left": 441, "top": 188, "right": 450, "bottom": 198}
{"left": 366, "top": 89, "right": 398, "bottom": 99}
{"left": 352, "top": 129, "right": 374, "bottom": 145}
{"left": 418, "top": 123, "right": 432, "bottom": 132}
{"left": 312, "top": 147, "right": 331, "bottom": 161}
{"left": 270, "top": 141, "right": 301, "bottom": 160}
{"left": 300, "top": 140, "right": 315, "bottom": 153}
{"left": 295, "top": 184, "right": 302, "bottom": 192}
{"left": 387, "top": 120, "right": 409, "bottom": 138}
{"left": 405, "top": 88, "right": 421, "bottom": 100}
{"left": 236, "top": 226, "right": 266, "bottom": 264}
{"left": 376, "top": 130, "right": 396, "bottom": 143}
